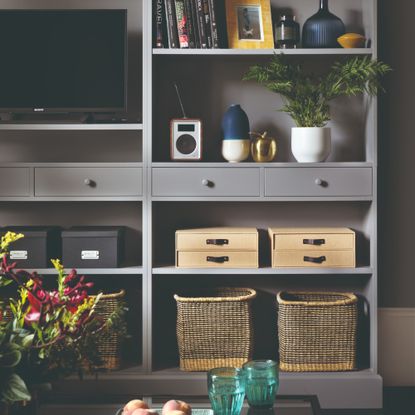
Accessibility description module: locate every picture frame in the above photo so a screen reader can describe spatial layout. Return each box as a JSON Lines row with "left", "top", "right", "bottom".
{"left": 225, "top": 0, "right": 274, "bottom": 49}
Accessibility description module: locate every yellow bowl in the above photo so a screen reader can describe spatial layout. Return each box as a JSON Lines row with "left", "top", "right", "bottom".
{"left": 337, "top": 33, "right": 366, "bottom": 48}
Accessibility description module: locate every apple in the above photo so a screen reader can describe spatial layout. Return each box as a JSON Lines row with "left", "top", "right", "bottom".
{"left": 131, "top": 409, "right": 157, "bottom": 415}
{"left": 123, "top": 400, "right": 149, "bottom": 415}
{"left": 162, "top": 400, "right": 191, "bottom": 415}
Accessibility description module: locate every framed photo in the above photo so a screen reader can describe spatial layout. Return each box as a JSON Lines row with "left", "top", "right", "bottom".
{"left": 225, "top": 0, "right": 274, "bottom": 49}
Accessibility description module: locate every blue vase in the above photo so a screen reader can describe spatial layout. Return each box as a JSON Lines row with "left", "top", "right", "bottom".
{"left": 222, "top": 104, "right": 250, "bottom": 140}
{"left": 302, "top": 0, "right": 345, "bottom": 48}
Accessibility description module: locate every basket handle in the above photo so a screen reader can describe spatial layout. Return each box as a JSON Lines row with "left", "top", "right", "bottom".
{"left": 304, "top": 255, "right": 326, "bottom": 264}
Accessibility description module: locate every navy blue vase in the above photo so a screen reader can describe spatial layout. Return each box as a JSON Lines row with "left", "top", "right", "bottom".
{"left": 302, "top": 0, "right": 345, "bottom": 48}
{"left": 222, "top": 104, "right": 250, "bottom": 140}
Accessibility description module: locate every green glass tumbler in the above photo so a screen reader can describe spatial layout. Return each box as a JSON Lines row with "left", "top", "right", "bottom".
{"left": 208, "top": 367, "right": 246, "bottom": 415}
{"left": 242, "top": 360, "right": 279, "bottom": 409}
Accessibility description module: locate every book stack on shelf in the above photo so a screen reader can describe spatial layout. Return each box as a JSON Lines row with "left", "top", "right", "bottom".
{"left": 155, "top": 0, "right": 226, "bottom": 49}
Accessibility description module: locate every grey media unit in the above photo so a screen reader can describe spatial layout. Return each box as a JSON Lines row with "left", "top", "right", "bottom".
{"left": 0, "top": 0, "right": 381, "bottom": 410}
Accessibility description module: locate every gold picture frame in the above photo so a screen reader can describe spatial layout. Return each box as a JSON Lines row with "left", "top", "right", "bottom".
{"left": 225, "top": 0, "right": 274, "bottom": 49}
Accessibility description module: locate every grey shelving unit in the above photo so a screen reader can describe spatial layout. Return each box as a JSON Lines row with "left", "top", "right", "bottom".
{"left": 0, "top": 0, "right": 382, "bottom": 411}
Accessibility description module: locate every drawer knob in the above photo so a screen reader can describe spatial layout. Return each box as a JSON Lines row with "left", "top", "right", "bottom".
{"left": 202, "top": 179, "right": 213, "bottom": 187}
{"left": 84, "top": 178, "right": 96, "bottom": 187}
{"left": 315, "top": 178, "right": 327, "bottom": 187}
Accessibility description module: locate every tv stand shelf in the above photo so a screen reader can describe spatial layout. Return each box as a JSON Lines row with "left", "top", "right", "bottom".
{"left": 0, "top": 123, "right": 143, "bottom": 131}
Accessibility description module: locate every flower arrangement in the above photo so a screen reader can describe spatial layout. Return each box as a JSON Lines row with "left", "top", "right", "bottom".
{"left": 0, "top": 232, "right": 125, "bottom": 407}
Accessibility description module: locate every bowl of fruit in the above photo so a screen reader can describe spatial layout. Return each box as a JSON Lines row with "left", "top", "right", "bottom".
{"left": 120, "top": 399, "right": 193, "bottom": 415}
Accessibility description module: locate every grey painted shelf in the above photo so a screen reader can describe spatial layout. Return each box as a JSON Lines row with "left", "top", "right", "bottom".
{"left": 152, "top": 266, "right": 373, "bottom": 275}
{"left": 0, "top": 123, "right": 143, "bottom": 131}
{"left": 27, "top": 267, "right": 143, "bottom": 275}
{"left": 153, "top": 48, "right": 373, "bottom": 56}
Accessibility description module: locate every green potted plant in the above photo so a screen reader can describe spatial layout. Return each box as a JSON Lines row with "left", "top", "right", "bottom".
{"left": 0, "top": 232, "right": 126, "bottom": 415}
{"left": 243, "top": 55, "right": 391, "bottom": 162}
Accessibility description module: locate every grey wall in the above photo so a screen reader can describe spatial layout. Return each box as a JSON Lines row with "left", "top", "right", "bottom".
{"left": 379, "top": 0, "right": 415, "bottom": 307}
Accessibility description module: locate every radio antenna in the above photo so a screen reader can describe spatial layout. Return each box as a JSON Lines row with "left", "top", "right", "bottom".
{"left": 174, "top": 83, "right": 187, "bottom": 118}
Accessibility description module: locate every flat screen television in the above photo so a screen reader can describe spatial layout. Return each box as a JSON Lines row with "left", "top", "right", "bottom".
{"left": 0, "top": 10, "right": 127, "bottom": 114}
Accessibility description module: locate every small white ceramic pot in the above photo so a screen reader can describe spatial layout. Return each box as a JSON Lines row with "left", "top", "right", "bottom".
{"left": 222, "top": 139, "right": 250, "bottom": 163}
{"left": 291, "top": 127, "right": 331, "bottom": 162}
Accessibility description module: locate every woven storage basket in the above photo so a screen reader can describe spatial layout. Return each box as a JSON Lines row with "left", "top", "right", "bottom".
{"left": 174, "top": 287, "right": 256, "bottom": 371}
{"left": 277, "top": 291, "right": 358, "bottom": 372}
{"left": 93, "top": 289, "right": 126, "bottom": 370}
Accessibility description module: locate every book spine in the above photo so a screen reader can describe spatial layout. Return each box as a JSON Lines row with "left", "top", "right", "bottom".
{"left": 175, "top": 0, "right": 190, "bottom": 48}
{"left": 155, "top": 0, "right": 166, "bottom": 48}
{"left": 165, "top": 0, "right": 179, "bottom": 48}
{"left": 195, "top": 0, "right": 207, "bottom": 48}
{"left": 189, "top": 0, "right": 200, "bottom": 48}
{"left": 208, "top": 0, "right": 219, "bottom": 48}
{"left": 184, "top": 0, "right": 196, "bottom": 48}
{"left": 202, "top": 0, "right": 212, "bottom": 48}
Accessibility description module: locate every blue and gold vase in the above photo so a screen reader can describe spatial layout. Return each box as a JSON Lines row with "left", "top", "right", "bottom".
{"left": 302, "top": 0, "right": 345, "bottom": 48}
{"left": 221, "top": 104, "right": 250, "bottom": 163}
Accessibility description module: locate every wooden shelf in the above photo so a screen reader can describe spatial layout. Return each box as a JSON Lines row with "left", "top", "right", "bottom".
{"left": 153, "top": 48, "right": 373, "bottom": 56}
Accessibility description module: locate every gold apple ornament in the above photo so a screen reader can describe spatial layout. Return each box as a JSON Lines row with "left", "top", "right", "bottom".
{"left": 250, "top": 131, "right": 277, "bottom": 162}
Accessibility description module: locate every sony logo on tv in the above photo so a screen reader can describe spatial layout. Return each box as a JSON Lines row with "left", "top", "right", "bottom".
{"left": 33, "top": 108, "right": 45, "bottom": 112}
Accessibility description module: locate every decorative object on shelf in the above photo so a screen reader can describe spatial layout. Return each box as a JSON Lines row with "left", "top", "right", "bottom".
{"left": 0, "top": 232, "right": 126, "bottom": 410}
{"left": 171, "top": 83, "right": 202, "bottom": 160}
{"left": 175, "top": 227, "right": 259, "bottom": 268}
{"left": 225, "top": 0, "right": 273, "bottom": 49}
{"left": 250, "top": 131, "right": 277, "bottom": 162}
{"left": 208, "top": 367, "right": 246, "bottom": 415}
{"left": 276, "top": 291, "right": 358, "bottom": 372}
{"left": 337, "top": 33, "right": 366, "bottom": 48}
{"left": 244, "top": 55, "right": 391, "bottom": 162}
{"left": 302, "top": 0, "right": 345, "bottom": 48}
{"left": 174, "top": 287, "right": 256, "bottom": 371}
{"left": 275, "top": 14, "right": 300, "bottom": 49}
{"left": 268, "top": 227, "right": 356, "bottom": 268}
{"left": 243, "top": 360, "right": 279, "bottom": 409}
{"left": 221, "top": 104, "right": 251, "bottom": 163}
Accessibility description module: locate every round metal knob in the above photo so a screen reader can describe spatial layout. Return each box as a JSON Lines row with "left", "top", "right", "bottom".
{"left": 202, "top": 179, "right": 211, "bottom": 187}
{"left": 84, "top": 178, "right": 94, "bottom": 186}
{"left": 315, "top": 178, "right": 323, "bottom": 186}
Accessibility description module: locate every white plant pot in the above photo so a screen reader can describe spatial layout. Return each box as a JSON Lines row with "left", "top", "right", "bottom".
{"left": 291, "top": 127, "right": 331, "bottom": 162}
{"left": 222, "top": 139, "right": 250, "bottom": 163}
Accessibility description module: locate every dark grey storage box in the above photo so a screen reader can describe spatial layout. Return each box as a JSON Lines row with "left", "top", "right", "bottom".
{"left": 2, "top": 226, "right": 61, "bottom": 268}
{"left": 62, "top": 226, "right": 125, "bottom": 268}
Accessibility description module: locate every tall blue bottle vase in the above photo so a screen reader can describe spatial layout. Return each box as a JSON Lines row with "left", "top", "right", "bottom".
{"left": 221, "top": 104, "right": 251, "bottom": 163}
{"left": 302, "top": 0, "right": 345, "bottom": 48}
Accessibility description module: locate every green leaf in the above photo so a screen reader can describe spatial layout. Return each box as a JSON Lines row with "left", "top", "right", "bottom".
{"left": 0, "top": 374, "right": 31, "bottom": 403}
{"left": 0, "top": 344, "right": 22, "bottom": 368}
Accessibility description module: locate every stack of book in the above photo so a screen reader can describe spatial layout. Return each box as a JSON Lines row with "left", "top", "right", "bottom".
{"left": 154, "top": 0, "right": 227, "bottom": 49}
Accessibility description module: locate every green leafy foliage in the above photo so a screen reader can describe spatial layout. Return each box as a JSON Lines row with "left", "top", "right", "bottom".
{"left": 243, "top": 55, "right": 391, "bottom": 127}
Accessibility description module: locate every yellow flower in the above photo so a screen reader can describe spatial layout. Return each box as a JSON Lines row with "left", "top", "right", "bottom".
{"left": 51, "top": 259, "right": 64, "bottom": 272}
{"left": 1, "top": 231, "right": 24, "bottom": 252}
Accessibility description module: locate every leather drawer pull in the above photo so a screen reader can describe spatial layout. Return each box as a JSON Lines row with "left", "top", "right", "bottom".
{"left": 304, "top": 255, "right": 326, "bottom": 264}
{"left": 207, "top": 256, "right": 229, "bottom": 263}
{"left": 206, "top": 239, "right": 229, "bottom": 246}
{"left": 303, "top": 238, "right": 326, "bottom": 246}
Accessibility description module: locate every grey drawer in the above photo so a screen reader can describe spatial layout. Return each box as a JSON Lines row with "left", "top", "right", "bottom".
{"left": 265, "top": 167, "right": 372, "bottom": 197}
{"left": 35, "top": 168, "right": 142, "bottom": 197}
{"left": 152, "top": 168, "right": 260, "bottom": 197}
{"left": 0, "top": 168, "right": 32, "bottom": 197}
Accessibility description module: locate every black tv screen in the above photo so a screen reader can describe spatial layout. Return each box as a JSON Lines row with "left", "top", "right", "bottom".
{"left": 0, "top": 10, "right": 127, "bottom": 113}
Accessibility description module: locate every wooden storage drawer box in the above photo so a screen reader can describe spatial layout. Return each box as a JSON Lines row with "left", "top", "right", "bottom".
{"left": 269, "top": 228, "right": 355, "bottom": 268}
{"left": 176, "top": 227, "right": 259, "bottom": 268}
{"left": 35, "top": 167, "right": 142, "bottom": 197}
{"left": 152, "top": 167, "right": 260, "bottom": 197}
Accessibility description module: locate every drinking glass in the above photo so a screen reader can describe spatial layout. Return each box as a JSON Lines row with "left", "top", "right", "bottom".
{"left": 242, "top": 360, "right": 279, "bottom": 409}
{"left": 208, "top": 367, "right": 246, "bottom": 415}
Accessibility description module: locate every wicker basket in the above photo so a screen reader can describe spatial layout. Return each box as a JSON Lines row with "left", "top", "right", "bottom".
{"left": 277, "top": 291, "right": 358, "bottom": 372}
{"left": 93, "top": 289, "right": 126, "bottom": 370}
{"left": 174, "top": 287, "right": 256, "bottom": 371}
